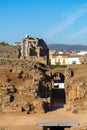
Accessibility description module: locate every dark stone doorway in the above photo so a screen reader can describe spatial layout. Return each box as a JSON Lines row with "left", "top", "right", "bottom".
{"left": 51, "top": 88, "right": 66, "bottom": 110}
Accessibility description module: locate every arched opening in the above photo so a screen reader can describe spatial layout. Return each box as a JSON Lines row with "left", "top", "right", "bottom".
{"left": 53, "top": 72, "right": 65, "bottom": 88}
{"left": 51, "top": 72, "right": 65, "bottom": 110}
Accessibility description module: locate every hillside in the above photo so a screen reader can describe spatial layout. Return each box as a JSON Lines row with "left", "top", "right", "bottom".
{"left": 48, "top": 44, "right": 87, "bottom": 50}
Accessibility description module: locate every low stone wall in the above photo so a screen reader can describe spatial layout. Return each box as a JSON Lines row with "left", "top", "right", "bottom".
{"left": 25, "top": 56, "right": 47, "bottom": 65}
{"left": 0, "top": 45, "right": 48, "bottom": 64}
{"left": 0, "top": 45, "right": 20, "bottom": 58}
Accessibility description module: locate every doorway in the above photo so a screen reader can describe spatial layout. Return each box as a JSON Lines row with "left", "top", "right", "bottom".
{"left": 51, "top": 88, "right": 65, "bottom": 110}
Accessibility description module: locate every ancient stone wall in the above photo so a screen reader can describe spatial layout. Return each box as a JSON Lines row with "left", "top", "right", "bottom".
{"left": 65, "top": 66, "right": 87, "bottom": 113}
{"left": 0, "top": 46, "right": 48, "bottom": 64}
{"left": 24, "top": 56, "right": 48, "bottom": 65}
{"left": 0, "top": 45, "right": 48, "bottom": 64}
{"left": 21, "top": 35, "right": 48, "bottom": 57}
{"left": 0, "top": 59, "right": 51, "bottom": 114}
{"left": 0, "top": 45, "right": 20, "bottom": 58}
{"left": 21, "top": 35, "right": 49, "bottom": 65}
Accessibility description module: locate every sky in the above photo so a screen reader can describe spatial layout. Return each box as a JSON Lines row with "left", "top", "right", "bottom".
{"left": 0, "top": 0, "right": 87, "bottom": 45}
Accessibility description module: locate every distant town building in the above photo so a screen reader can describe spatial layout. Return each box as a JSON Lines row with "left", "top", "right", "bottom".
{"left": 68, "top": 55, "right": 81, "bottom": 64}
{"left": 14, "top": 42, "right": 21, "bottom": 46}
{"left": 21, "top": 34, "right": 49, "bottom": 64}
{"left": 49, "top": 51, "right": 83, "bottom": 65}
{"left": 58, "top": 51, "right": 64, "bottom": 54}
{"left": 49, "top": 50, "right": 56, "bottom": 59}
{"left": 50, "top": 53, "right": 69, "bottom": 65}
{"left": 77, "top": 51, "right": 87, "bottom": 55}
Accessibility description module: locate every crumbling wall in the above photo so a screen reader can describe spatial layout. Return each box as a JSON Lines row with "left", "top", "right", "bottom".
{"left": 65, "top": 67, "right": 87, "bottom": 113}
{"left": 0, "top": 45, "right": 20, "bottom": 58}
{"left": 0, "top": 59, "right": 51, "bottom": 114}
{"left": 25, "top": 56, "right": 48, "bottom": 65}
{"left": 0, "top": 45, "right": 48, "bottom": 65}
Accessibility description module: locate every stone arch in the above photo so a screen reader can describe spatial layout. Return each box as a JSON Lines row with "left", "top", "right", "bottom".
{"left": 53, "top": 72, "right": 65, "bottom": 81}
{"left": 52, "top": 72, "right": 65, "bottom": 88}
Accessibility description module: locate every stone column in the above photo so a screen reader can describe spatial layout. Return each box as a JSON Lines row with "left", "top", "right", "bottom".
{"left": 37, "top": 47, "right": 40, "bottom": 57}
{"left": 21, "top": 40, "right": 25, "bottom": 58}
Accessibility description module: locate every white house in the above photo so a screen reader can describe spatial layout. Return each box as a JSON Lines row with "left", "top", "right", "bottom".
{"left": 77, "top": 51, "right": 87, "bottom": 55}
{"left": 68, "top": 55, "right": 81, "bottom": 64}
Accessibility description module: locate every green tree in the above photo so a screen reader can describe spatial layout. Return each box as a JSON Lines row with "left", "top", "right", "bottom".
{"left": 0, "top": 41, "right": 9, "bottom": 46}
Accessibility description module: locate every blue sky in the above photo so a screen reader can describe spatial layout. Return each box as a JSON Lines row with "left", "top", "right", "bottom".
{"left": 0, "top": 0, "right": 87, "bottom": 45}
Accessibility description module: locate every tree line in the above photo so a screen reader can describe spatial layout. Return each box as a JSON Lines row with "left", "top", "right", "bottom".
{"left": 0, "top": 41, "right": 9, "bottom": 46}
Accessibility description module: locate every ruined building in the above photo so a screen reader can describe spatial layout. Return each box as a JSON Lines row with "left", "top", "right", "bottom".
{"left": 21, "top": 35, "right": 49, "bottom": 65}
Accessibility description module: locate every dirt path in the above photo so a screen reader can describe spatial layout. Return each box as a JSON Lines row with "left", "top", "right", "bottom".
{"left": 0, "top": 108, "right": 87, "bottom": 130}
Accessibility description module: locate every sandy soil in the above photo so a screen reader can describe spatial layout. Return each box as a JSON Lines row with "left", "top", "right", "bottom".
{"left": 0, "top": 108, "right": 87, "bottom": 130}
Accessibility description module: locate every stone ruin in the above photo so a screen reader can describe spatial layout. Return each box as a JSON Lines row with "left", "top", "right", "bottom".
{"left": 0, "top": 35, "right": 49, "bottom": 65}
{"left": 21, "top": 34, "right": 48, "bottom": 57}
{"left": 0, "top": 58, "right": 87, "bottom": 116}
{"left": 0, "top": 45, "right": 20, "bottom": 59}
{"left": 65, "top": 68, "right": 87, "bottom": 113}
{"left": 0, "top": 59, "right": 51, "bottom": 114}
{"left": 21, "top": 34, "right": 49, "bottom": 65}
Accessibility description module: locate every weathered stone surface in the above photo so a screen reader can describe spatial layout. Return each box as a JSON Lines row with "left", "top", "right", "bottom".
{"left": 4, "top": 95, "right": 12, "bottom": 105}
{"left": 33, "top": 100, "right": 45, "bottom": 113}
{"left": 0, "top": 59, "right": 51, "bottom": 113}
{"left": 21, "top": 35, "right": 48, "bottom": 57}
{"left": 65, "top": 69, "right": 73, "bottom": 79}
{"left": 0, "top": 59, "right": 87, "bottom": 116}
{"left": 65, "top": 65, "right": 87, "bottom": 113}
{"left": 0, "top": 45, "right": 20, "bottom": 58}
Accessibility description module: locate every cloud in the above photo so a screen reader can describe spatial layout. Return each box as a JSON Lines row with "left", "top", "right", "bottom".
{"left": 68, "top": 26, "right": 87, "bottom": 39}
{"left": 45, "top": 4, "right": 87, "bottom": 38}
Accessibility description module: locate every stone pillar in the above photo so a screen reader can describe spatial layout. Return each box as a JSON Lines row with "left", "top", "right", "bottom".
{"left": 21, "top": 40, "right": 25, "bottom": 58}
{"left": 52, "top": 80, "right": 54, "bottom": 88}
{"left": 37, "top": 47, "right": 40, "bottom": 57}
{"left": 27, "top": 47, "right": 31, "bottom": 57}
